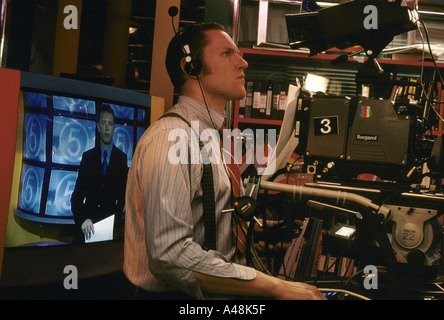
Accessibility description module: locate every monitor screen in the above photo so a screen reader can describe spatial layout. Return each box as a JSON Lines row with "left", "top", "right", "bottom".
{"left": 111, "top": 103, "right": 134, "bottom": 120}
{"left": 52, "top": 116, "right": 96, "bottom": 166}
{"left": 23, "top": 113, "right": 47, "bottom": 162}
{"left": 18, "top": 164, "right": 45, "bottom": 215}
{"left": 24, "top": 91, "right": 47, "bottom": 108}
{"left": 114, "top": 124, "right": 134, "bottom": 168}
{"left": 53, "top": 96, "right": 95, "bottom": 115}
{"left": 45, "top": 169, "right": 78, "bottom": 218}
{"left": 15, "top": 88, "right": 150, "bottom": 239}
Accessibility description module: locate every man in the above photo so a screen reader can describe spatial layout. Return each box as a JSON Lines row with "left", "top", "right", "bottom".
{"left": 123, "top": 23, "right": 326, "bottom": 300}
{"left": 71, "top": 103, "right": 128, "bottom": 243}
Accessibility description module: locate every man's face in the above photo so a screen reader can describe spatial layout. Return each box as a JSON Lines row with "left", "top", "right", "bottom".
{"left": 97, "top": 111, "right": 115, "bottom": 148}
{"left": 198, "top": 29, "right": 248, "bottom": 105}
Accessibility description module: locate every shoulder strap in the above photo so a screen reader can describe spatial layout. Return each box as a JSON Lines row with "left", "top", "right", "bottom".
{"left": 160, "top": 113, "right": 216, "bottom": 251}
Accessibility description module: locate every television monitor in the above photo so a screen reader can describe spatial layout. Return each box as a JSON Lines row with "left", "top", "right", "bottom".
{"left": 3, "top": 69, "right": 159, "bottom": 246}
{"left": 15, "top": 91, "right": 149, "bottom": 227}
{"left": 0, "top": 68, "right": 166, "bottom": 293}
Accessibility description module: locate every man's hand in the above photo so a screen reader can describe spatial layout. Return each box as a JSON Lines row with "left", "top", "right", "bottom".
{"left": 81, "top": 219, "right": 94, "bottom": 240}
{"left": 193, "top": 270, "right": 327, "bottom": 300}
{"left": 272, "top": 278, "right": 327, "bottom": 300}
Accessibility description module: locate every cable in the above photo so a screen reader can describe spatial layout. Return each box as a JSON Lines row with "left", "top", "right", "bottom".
{"left": 196, "top": 74, "right": 219, "bottom": 132}
{"left": 171, "top": 16, "right": 177, "bottom": 35}
{"left": 195, "top": 72, "right": 242, "bottom": 208}
{"left": 317, "top": 288, "right": 372, "bottom": 300}
{"left": 312, "top": 240, "right": 352, "bottom": 285}
{"left": 416, "top": 20, "right": 444, "bottom": 130}
{"left": 419, "top": 19, "right": 444, "bottom": 87}
{"left": 391, "top": 20, "right": 444, "bottom": 133}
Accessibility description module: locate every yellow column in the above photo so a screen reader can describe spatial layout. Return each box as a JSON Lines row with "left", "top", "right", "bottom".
{"left": 102, "top": 0, "right": 132, "bottom": 88}
{"left": 52, "top": 0, "right": 82, "bottom": 76}
{"left": 150, "top": 0, "right": 181, "bottom": 121}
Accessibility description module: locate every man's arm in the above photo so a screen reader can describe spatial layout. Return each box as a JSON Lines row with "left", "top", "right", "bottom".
{"left": 140, "top": 123, "right": 325, "bottom": 300}
{"left": 193, "top": 270, "right": 327, "bottom": 300}
{"left": 70, "top": 151, "right": 93, "bottom": 242}
{"left": 71, "top": 153, "right": 89, "bottom": 226}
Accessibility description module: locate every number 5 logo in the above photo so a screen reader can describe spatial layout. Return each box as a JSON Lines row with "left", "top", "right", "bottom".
{"left": 59, "top": 121, "right": 89, "bottom": 163}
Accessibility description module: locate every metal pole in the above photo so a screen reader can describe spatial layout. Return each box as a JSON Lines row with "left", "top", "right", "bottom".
{"left": 230, "top": 0, "right": 241, "bottom": 44}
{"left": 257, "top": 0, "right": 268, "bottom": 45}
{"left": 0, "top": 0, "right": 8, "bottom": 67}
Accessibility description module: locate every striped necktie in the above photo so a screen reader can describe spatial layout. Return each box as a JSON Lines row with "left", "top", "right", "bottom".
{"left": 102, "top": 149, "right": 108, "bottom": 176}
{"left": 220, "top": 124, "right": 248, "bottom": 256}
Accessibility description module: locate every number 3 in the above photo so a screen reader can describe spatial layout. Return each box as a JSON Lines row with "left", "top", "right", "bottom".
{"left": 320, "top": 118, "right": 332, "bottom": 134}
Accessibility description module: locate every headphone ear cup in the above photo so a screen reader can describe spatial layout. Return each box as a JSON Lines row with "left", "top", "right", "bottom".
{"left": 184, "top": 57, "right": 201, "bottom": 76}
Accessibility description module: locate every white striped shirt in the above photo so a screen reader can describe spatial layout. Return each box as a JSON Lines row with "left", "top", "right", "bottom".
{"left": 123, "top": 96, "right": 256, "bottom": 299}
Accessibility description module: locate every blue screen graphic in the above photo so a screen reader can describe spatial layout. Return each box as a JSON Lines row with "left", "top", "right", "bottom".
{"left": 53, "top": 96, "right": 96, "bottom": 115}
{"left": 52, "top": 116, "right": 96, "bottom": 166}
{"left": 18, "top": 164, "right": 45, "bottom": 214}
{"left": 45, "top": 170, "right": 78, "bottom": 217}
{"left": 137, "top": 126, "right": 146, "bottom": 143}
{"left": 114, "top": 124, "right": 134, "bottom": 167}
{"left": 111, "top": 103, "right": 134, "bottom": 120}
{"left": 24, "top": 92, "right": 47, "bottom": 108}
{"left": 137, "top": 109, "right": 147, "bottom": 122}
{"left": 23, "top": 113, "right": 47, "bottom": 162}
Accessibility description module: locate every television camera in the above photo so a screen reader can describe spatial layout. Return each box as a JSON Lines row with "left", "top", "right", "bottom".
{"left": 239, "top": 0, "right": 444, "bottom": 298}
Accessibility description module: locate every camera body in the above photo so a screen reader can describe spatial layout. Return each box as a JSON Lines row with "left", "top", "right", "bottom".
{"left": 299, "top": 94, "right": 432, "bottom": 185}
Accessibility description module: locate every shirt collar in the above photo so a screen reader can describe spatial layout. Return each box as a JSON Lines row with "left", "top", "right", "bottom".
{"left": 177, "top": 96, "right": 226, "bottom": 131}
{"left": 100, "top": 143, "right": 113, "bottom": 158}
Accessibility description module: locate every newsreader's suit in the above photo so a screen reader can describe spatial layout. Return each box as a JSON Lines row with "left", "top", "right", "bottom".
{"left": 71, "top": 144, "right": 128, "bottom": 243}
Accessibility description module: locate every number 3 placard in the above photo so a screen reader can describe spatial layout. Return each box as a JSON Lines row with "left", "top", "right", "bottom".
{"left": 313, "top": 116, "right": 339, "bottom": 136}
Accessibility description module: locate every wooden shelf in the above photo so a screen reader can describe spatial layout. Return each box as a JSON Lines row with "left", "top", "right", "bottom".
{"left": 238, "top": 117, "right": 282, "bottom": 126}
{"left": 240, "top": 47, "right": 444, "bottom": 68}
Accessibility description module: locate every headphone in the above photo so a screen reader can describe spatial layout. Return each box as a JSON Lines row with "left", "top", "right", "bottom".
{"left": 168, "top": 6, "right": 202, "bottom": 76}
{"left": 180, "top": 39, "right": 202, "bottom": 76}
